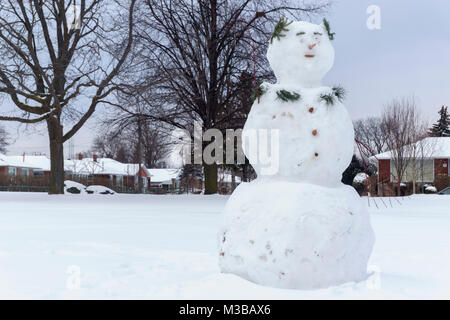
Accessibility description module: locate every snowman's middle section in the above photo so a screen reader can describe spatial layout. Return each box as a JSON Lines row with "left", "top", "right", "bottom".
{"left": 243, "top": 85, "right": 354, "bottom": 187}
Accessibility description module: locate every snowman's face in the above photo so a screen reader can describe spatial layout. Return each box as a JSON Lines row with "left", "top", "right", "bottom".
{"left": 267, "top": 21, "right": 335, "bottom": 87}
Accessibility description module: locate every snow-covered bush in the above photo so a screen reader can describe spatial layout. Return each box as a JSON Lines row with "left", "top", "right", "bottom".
{"left": 352, "top": 172, "right": 369, "bottom": 194}
{"left": 424, "top": 185, "right": 437, "bottom": 194}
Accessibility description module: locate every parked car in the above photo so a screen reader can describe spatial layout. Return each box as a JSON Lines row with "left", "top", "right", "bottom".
{"left": 438, "top": 187, "right": 450, "bottom": 195}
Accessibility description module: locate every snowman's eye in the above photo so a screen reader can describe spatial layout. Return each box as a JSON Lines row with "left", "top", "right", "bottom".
{"left": 314, "top": 32, "right": 322, "bottom": 36}
{"left": 296, "top": 32, "right": 305, "bottom": 36}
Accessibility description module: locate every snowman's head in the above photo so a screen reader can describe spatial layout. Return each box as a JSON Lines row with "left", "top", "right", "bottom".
{"left": 267, "top": 20, "right": 335, "bottom": 87}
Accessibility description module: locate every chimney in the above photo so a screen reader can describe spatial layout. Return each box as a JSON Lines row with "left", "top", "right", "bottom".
{"left": 93, "top": 154, "right": 98, "bottom": 163}
{"left": 78, "top": 153, "right": 83, "bottom": 161}
{"left": 23, "top": 152, "right": 25, "bottom": 162}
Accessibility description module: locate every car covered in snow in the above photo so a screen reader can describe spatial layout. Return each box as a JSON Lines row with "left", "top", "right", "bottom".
{"left": 64, "top": 180, "right": 88, "bottom": 194}
{"left": 85, "top": 185, "right": 115, "bottom": 195}
{"left": 64, "top": 181, "right": 115, "bottom": 195}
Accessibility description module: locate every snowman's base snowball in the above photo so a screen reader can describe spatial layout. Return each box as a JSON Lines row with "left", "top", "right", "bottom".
{"left": 218, "top": 179, "right": 375, "bottom": 290}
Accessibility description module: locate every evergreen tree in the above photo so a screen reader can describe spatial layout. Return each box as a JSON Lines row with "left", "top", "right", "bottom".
{"left": 428, "top": 106, "right": 450, "bottom": 137}
{"left": 341, "top": 155, "right": 366, "bottom": 186}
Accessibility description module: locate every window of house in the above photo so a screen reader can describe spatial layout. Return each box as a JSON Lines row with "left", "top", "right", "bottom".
{"left": 8, "top": 167, "right": 17, "bottom": 176}
{"left": 116, "top": 175, "right": 123, "bottom": 186}
{"left": 391, "top": 159, "right": 434, "bottom": 183}
{"left": 22, "top": 168, "right": 30, "bottom": 176}
{"left": 33, "top": 170, "right": 45, "bottom": 176}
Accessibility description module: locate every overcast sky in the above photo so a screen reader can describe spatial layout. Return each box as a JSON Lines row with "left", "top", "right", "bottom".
{"left": 2, "top": 0, "right": 450, "bottom": 156}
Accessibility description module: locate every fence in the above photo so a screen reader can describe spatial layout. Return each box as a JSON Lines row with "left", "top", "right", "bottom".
{"left": 0, "top": 174, "right": 144, "bottom": 194}
{"left": 0, "top": 174, "right": 185, "bottom": 194}
{"left": 357, "top": 174, "right": 450, "bottom": 197}
{"left": 0, "top": 175, "right": 49, "bottom": 192}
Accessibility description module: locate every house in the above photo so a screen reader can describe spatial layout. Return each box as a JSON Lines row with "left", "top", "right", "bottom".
{"left": 2, "top": 154, "right": 74, "bottom": 177}
{"left": 0, "top": 153, "right": 155, "bottom": 193}
{"left": 373, "top": 137, "right": 450, "bottom": 192}
{"left": 0, "top": 154, "right": 52, "bottom": 191}
{"left": 148, "top": 168, "right": 181, "bottom": 193}
{"left": 177, "top": 169, "right": 243, "bottom": 195}
{"left": 0, "top": 153, "right": 43, "bottom": 177}
{"left": 1, "top": 152, "right": 244, "bottom": 194}
{"left": 67, "top": 155, "right": 152, "bottom": 192}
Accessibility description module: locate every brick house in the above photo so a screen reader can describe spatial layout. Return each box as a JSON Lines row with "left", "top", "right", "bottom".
{"left": 2, "top": 152, "right": 242, "bottom": 194}
{"left": 0, "top": 154, "right": 52, "bottom": 191}
{"left": 149, "top": 169, "right": 181, "bottom": 193}
{"left": 0, "top": 153, "right": 153, "bottom": 193}
{"left": 67, "top": 155, "right": 152, "bottom": 192}
{"left": 0, "top": 154, "right": 41, "bottom": 176}
{"left": 374, "top": 137, "right": 450, "bottom": 192}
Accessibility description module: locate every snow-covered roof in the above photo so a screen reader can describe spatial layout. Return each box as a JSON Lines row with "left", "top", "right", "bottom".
{"left": 3, "top": 155, "right": 76, "bottom": 171}
{"left": 373, "top": 137, "right": 450, "bottom": 160}
{"left": 1, "top": 155, "right": 184, "bottom": 181}
{"left": 149, "top": 169, "right": 181, "bottom": 184}
{"left": 0, "top": 154, "right": 46, "bottom": 169}
{"left": 68, "top": 158, "right": 150, "bottom": 176}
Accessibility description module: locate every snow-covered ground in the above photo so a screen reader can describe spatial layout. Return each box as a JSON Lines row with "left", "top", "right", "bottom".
{"left": 0, "top": 192, "right": 449, "bottom": 299}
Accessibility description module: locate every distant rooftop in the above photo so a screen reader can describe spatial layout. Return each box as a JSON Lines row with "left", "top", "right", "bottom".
{"left": 68, "top": 158, "right": 149, "bottom": 176}
{"left": 148, "top": 168, "right": 181, "bottom": 184}
{"left": 1, "top": 154, "right": 181, "bottom": 181}
{"left": 373, "top": 137, "right": 450, "bottom": 160}
{"left": 0, "top": 154, "right": 48, "bottom": 170}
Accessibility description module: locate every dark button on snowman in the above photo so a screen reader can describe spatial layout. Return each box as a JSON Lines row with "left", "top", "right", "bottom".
{"left": 219, "top": 19, "right": 375, "bottom": 290}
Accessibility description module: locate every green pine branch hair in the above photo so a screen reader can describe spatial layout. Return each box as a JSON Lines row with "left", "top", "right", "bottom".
{"left": 253, "top": 83, "right": 267, "bottom": 103}
{"left": 271, "top": 17, "right": 292, "bottom": 44}
{"left": 320, "top": 93, "right": 335, "bottom": 105}
{"left": 320, "top": 86, "right": 346, "bottom": 106}
{"left": 332, "top": 86, "right": 346, "bottom": 102}
{"left": 323, "top": 18, "right": 335, "bottom": 40}
{"left": 276, "top": 90, "right": 301, "bottom": 102}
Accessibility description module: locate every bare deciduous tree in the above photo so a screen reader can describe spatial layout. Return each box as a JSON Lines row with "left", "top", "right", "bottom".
{"left": 354, "top": 117, "right": 387, "bottom": 159}
{"left": 124, "top": 0, "right": 329, "bottom": 194}
{"left": 91, "top": 134, "right": 130, "bottom": 163}
{"left": 0, "top": 0, "right": 136, "bottom": 194}
{"left": 0, "top": 125, "right": 8, "bottom": 154}
{"left": 408, "top": 128, "right": 437, "bottom": 194}
{"left": 381, "top": 97, "right": 425, "bottom": 195}
{"left": 92, "top": 121, "right": 171, "bottom": 168}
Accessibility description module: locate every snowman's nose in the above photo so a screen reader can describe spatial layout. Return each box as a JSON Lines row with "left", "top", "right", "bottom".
{"left": 308, "top": 44, "right": 316, "bottom": 50}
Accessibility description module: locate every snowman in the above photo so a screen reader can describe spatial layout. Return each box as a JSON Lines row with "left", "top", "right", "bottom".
{"left": 218, "top": 19, "right": 375, "bottom": 289}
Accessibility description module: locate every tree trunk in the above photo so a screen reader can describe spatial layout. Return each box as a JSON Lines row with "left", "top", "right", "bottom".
{"left": 204, "top": 162, "right": 218, "bottom": 195}
{"left": 242, "top": 164, "right": 248, "bottom": 183}
{"left": 231, "top": 169, "right": 236, "bottom": 192}
{"left": 137, "top": 117, "right": 143, "bottom": 194}
{"left": 47, "top": 118, "right": 65, "bottom": 195}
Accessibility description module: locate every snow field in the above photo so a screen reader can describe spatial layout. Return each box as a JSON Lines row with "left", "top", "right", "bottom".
{"left": 0, "top": 193, "right": 449, "bottom": 299}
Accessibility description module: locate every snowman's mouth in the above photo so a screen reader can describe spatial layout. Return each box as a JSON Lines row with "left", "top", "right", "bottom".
{"left": 305, "top": 54, "right": 315, "bottom": 58}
